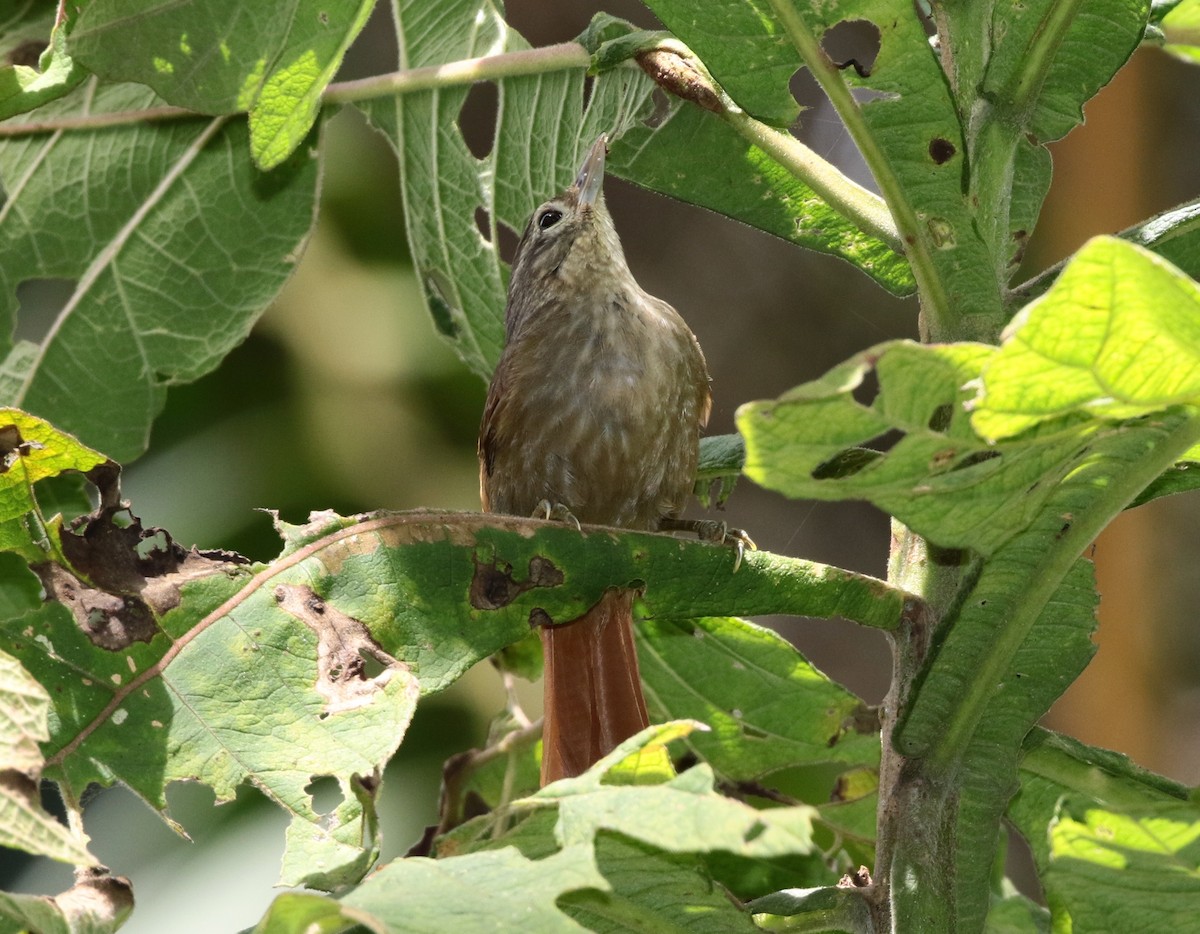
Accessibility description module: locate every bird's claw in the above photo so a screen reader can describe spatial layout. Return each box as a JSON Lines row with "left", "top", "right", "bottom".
{"left": 660, "top": 517, "right": 756, "bottom": 572}
{"left": 533, "top": 500, "right": 582, "bottom": 532}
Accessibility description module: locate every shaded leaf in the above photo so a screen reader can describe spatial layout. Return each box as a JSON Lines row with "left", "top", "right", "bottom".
{"left": 748, "top": 884, "right": 873, "bottom": 931}
{"left": 69, "top": 0, "right": 374, "bottom": 169}
{"left": 609, "top": 104, "right": 915, "bottom": 295}
{"left": 0, "top": 82, "right": 320, "bottom": 462}
{"left": 561, "top": 835, "right": 757, "bottom": 933}
{"left": 363, "top": 1, "right": 912, "bottom": 382}
{"left": 637, "top": 616, "right": 878, "bottom": 783}
{"left": 980, "top": 0, "right": 1148, "bottom": 143}
{"left": 644, "top": 0, "right": 1002, "bottom": 319}
{"left": 254, "top": 846, "right": 606, "bottom": 933}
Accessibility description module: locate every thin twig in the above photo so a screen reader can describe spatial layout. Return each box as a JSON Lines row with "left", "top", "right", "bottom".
{"left": 0, "top": 44, "right": 591, "bottom": 139}
{"left": 436, "top": 716, "right": 543, "bottom": 837}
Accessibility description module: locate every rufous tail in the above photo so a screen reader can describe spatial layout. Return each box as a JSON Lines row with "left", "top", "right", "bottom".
{"left": 539, "top": 588, "right": 649, "bottom": 785}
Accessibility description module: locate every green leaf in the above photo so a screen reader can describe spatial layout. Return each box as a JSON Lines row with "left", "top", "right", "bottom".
{"left": 980, "top": 0, "right": 1148, "bottom": 143}
{"left": 243, "top": 510, "right": 907, "bottom": 697}
{"left": 8, "top": 498, "right": 903, "bottom": 889}
{"left": 974, "top": 237, "right": 1200, "bottom": 440}
{"left": 69, "top": 0, "right": 374, "bottom": 169}
{"left": 363, "top": 1, "right": 912, "bottom": 381}
{"left": 645, "top": 0, "right": 1003, "bottom": 324}
{"left": 0, "top": 648, "right": 97, "bottom": 866}
{"left": 7, "top": 518, "right": 420, "bottom": 889}
{"left": 625, "top": 3, "right": 799, "bottom": 126}
{"left": 0, "top": 13, "right": 87, "bottom": 121}
{"left": 0, "top": 408, "right": 111, "bottom": 562}
{"left": 0, "top": 408, "right": 109, "bottom": 522}
{"left": 637, "top": 616, "right": 878, "bottom": 782}
{"left": 1009, "top": 731, "right": 1200, "bottom": 927}
{"left": 451, "top": 721, "right": 819, "bottom": 846}
{"left": 1161, "top": 0, "right": 1200, "bottom": 62}
{"left": 983, "top": 892, "right": 1050, "bottom": 933}
{"left": 1041, "top": 802, "right": 1200, "bottom": 930}
{"left": 749, "top": 885, "right": 873, "bottom": 931}
{"left": 0, "top": 82, "right": 319, "bottom": 462}
{"left": 254, "top": 845, "right": 607, "bottom": 933}
{"left": 609, "top": 104, "right": 915, "bottom": 295}
{"left": 438, "top": 725, "right": 816, "bottom": 931}
{"left": 1011, "top": 728, "right": 1191, "bottom": 866}
{"left": 740, "top": 340, "right": 1095, "bottom": 556}
{"left": 561, "top": 835, "right": 758, "bottom": 933}
{"left": 1014, "top": 198, "right": 1200, "bottom": 304}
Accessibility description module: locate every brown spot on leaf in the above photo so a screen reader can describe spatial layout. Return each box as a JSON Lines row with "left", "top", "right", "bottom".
{"left": 469, "top": 553, "right": 563, "bottom": 610}
{"left": 929, "top": 137, "right": 956, "bottom": 164}
{"left": 273, "top": 583, "right": 404, "bottom": 715}
{"left": 39, "top": 492, "right": 245, "bottom": 650}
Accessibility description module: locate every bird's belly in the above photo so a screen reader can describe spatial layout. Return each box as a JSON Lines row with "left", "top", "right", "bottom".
{"left": 497, "top": 351, "right": 698, "bottom": 529}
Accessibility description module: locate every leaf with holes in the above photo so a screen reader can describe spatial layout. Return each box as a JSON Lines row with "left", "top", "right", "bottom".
{"left": 739, "top": 339, "right": 1094, "bottom": 556}
{"left": 359, "top": 2, "right": 914, "bottom": 381}
{"left": 434, "top": 724, "right": 818, "bottom": 928}
{"left": 69, "top": 0, "right": 374, "bottom": 168}
{"left": 643, "top": 0, "right": 1002, "bottom": 319}
{"left": 0, "top": 82, "right": 319, "bottom": 462}
{"left": 0, "top": 407, "right": 111, "bottom": 561}
{"left": 5, "top": 468, "right": 904, "bottom": 890}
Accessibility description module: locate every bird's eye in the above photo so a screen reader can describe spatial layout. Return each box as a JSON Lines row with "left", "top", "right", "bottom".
{"left": 537, "top": 209, "right": 563, "bottom": 230}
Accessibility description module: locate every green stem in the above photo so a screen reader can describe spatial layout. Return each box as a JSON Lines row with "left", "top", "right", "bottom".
{"left": 764, "top": 0, "right": 951, "bottom": 333}
{"left": 1001, "top": 0, "right": 1086, "bottom": 124}
{"left": 718, "top": 109, "right": 901, "bottom": 253}
{"left": 0, "top": 45, "right": 592, "bottom": 139}
{"left": 323, "top": 42, "right": 591, "bottom": 104}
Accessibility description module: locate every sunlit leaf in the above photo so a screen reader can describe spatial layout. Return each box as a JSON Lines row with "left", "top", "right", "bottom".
{"left": 69, "top": 0, "right": 373, "bottom": 168}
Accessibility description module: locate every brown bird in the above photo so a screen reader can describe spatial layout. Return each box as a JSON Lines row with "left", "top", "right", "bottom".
{"left": 478, "top": 135, "right": 712, "bottom": 785}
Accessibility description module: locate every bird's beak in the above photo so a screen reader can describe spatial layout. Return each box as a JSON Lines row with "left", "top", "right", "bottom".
{"left": 574, "top": 134, "right": 608, "bottom": 208}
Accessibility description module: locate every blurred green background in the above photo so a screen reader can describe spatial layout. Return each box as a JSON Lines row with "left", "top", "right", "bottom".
{"left": 6, "top": 2, "right": 1200, "bottom": 930}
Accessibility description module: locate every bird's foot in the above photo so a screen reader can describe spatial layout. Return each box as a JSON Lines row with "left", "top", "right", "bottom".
{"left": 533, "top": 500, "right": 582, "bottom": 531}
{"left": 660, "top": 517, "right": 757, "bottom": 572}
